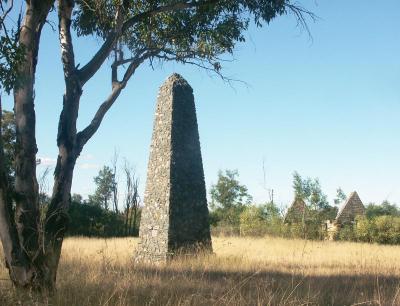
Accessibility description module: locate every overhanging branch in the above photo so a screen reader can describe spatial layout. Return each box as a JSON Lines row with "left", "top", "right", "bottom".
{"left": 76, "top": 51, "right": 154, "bottom": 152}
{"left": 77, "top": 0, "right": 220, "bottom": 85}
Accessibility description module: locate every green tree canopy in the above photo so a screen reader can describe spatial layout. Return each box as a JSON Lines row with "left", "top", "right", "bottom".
{"left": 71, "top": 0, "right": 313, "bottom": 79}
{"left": 0, "top": 1, "right": 25, "bottom": 93}
{"left": 1, "top": 109, "right": 15, "bottom": 186}
{"left": 292, "top": 171, "right": 337, "bottom": 221}
{"left": 365, "top": 201, "right": 400, "bottom": 219}
{"left": 209, "top": 169, "right": 253, "bottom": 231}
{"left": 334, "top": 187, "right": 347, "bottom": 205}
{"left": 210, "top": 169, "right": 253, "bottom": 210}
{"left": 89, "top": 166, "right": 116, "bottom": 210}
{"left": 292, "top": 171, "right": 329, "bottom": 210}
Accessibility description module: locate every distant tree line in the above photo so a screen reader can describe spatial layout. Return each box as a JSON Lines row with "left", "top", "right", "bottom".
{"left": 67, "top": 155, "right": 142, "bottom": 237}
{"left": 209, "top": 169, "right": 400, "bottom": 244}
{"left": 1, "top": 109, "right": 141, "bottom": 237}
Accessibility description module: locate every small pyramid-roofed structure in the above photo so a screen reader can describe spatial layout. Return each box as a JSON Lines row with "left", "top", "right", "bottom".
{"left": 335, "top": 191, "right": 365, "bottom": 224}
{"left": 284, "top": 198, "right": 308, "bottom": 223}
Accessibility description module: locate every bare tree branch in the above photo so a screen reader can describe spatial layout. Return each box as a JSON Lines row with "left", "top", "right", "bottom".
{"left": 0, "top": 0, "right": 13, "bottom": 24}
{"left": 76, "top": 51, "right": 154, "bottom": 152}
{"left": 286, "top": 3, "right": 318, "bottom": 38}
{"left": 152, "top": 50, "right": 248, "bottom": 88}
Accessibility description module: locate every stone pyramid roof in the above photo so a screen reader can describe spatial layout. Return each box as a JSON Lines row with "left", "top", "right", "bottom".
{"left": 335, "top": 191, "right": 365, "bottom": 224}
{"left": 284, "top": 198, "right": 307, "bottom": 223}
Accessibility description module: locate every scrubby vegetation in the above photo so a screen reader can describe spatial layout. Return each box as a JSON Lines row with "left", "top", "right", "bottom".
{"left": 337, "top": 215, "right": 400, "bottom": 244}
{"left": 210, "top": 170, "right": 400, "bottom": 245}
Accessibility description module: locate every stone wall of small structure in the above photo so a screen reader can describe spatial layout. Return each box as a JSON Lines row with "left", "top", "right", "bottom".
{"left": 135, "top": 74, "right": 212, "bottom": 263}
{"left": 335, "top": 191, "right": 365, "bottom": 225}
{"left": 284, "top": 198, "right": 307, "bottom": 224}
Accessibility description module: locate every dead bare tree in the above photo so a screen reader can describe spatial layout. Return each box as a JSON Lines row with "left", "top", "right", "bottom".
{"left": 123, "top": 160, "right": 140, "bottom": 236}
{"left": 111, "top": 149, "right": 119, "bottom": 214}
{"left": 262, "top": 157, "right": 274, "bottom": 204}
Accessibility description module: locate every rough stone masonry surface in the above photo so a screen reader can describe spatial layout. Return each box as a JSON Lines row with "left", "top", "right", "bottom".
{"left": 134, "top": 74, "right": 213, "bottom": 263}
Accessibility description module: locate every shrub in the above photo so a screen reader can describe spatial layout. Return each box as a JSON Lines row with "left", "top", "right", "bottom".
{"left": 67, "top": 202, "right": 127, "bottom": 237}
{"left": 372, "top": 216, "right": 400, "bottom": 244}
{"left": 349, "top": 216, "right": 400, "bottom": 245}
{"left": 238, "top": 204, "right": 285, "bottom": 237}
{"left": 337, "top": 224, "right": 356, "bottom": 241}
{"left": 354, "top": 217, "right": 373, "bottom": 242}
{"left": 239, "top": 206, "right": 267, "bottom": 236}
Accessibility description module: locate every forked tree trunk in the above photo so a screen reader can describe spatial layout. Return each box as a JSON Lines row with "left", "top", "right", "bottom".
{"left": 37, "top": 0, "right": 85, "bottom": 287}
{"left": 42, "top": 154, "right": 77, "bottom": 288}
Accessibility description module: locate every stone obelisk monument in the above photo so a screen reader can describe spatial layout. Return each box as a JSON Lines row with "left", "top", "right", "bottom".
{"left": 135, "top": 74, "right": 212, "bottom": 263}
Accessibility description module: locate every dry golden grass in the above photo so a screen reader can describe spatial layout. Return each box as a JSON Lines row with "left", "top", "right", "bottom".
{"left": 1, "top": 236, "right": 400, "bottom": 305}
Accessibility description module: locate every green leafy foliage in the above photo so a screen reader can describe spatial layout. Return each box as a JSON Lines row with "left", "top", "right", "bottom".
{"left": 210, "top": 169, "right": 252, "bottom": 210}
{"left": 334, "top": 187, "right": 347, "bottom": 205}
{"left": 292, "top": 171, "right": 329, "bottom": 211}
{"left": 0, "top": 14, "right": 25, "bottom": 94}
{"left": 365, "top": 201, "right": 400, "bottom": 219}
{"left": 240, "top": 205, "right": 267, "bottom": 236}
{"left": 338, "top": 215, "right": 400, "bottom": 245}
{"left": 88, "top": 166, "right": 116, "bottom": 210}
{"left": 72, "top": 0, "right": 310, "bottom": 72}
{"left": 209, "top": 169, "right": 253, "bottom": 234}
{"left": 293, "top": 172, "right": 337, "bottom": 219}
{"left": 1, "top": 109, "right": 15, "bottom": 188}
{"left": 67, "top": 200, "right": 127, "bottom": 237}
{"left": 239, "top": 202, "right": 283, "bottom": 236}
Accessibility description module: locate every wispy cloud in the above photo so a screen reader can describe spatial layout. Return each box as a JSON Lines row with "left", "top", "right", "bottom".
{"left": 37, "top": 156, "right": 57, "bottom": 166}
{"left": 80, "top": 153, "right": 95, "bottom": 161}
{"left": 79, "top": 163, "right": 100, "bottom": 170}
{"left": 37, "top": 155, "right": 99, "bottom": 171}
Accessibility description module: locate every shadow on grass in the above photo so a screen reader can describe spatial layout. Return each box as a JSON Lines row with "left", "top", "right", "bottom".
{"left": 129, "top": 266, "right": 400, "bottom": 305}
{"left": 1, "top": 262, "right": 399, "bottom": 306}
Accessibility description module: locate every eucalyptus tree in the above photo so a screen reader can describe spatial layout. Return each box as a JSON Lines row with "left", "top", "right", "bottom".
{"left": 0, "top": 0, "right": 313, "bottom": 291}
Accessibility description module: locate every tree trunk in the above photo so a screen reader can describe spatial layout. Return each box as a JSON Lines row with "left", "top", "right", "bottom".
{"left": 0, "top": 1, "right": 69, "bottom": 291}
{"left": 0, "top": 97, "right": 32, "bottom": 286}
{"left": 42, "top": 152, "right": 77, "bottom": 289}
{"left": 125, "top": 206, "right": 129, "bottom": 236}
{"left": 0, "top": 1, "right": 55, "bottom": 290}
{"left": 132, "top": 206, "right": 138, "bottom": 236}
{"left": 38, "top": 0, "right": 85, "bottom": 287}
{"left": 13, "top": 0, "right": 42, "bottom": 270}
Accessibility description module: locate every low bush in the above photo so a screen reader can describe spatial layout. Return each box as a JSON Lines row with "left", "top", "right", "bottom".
{"left": 336, "top": 216, "right": 400, "bottom": 245}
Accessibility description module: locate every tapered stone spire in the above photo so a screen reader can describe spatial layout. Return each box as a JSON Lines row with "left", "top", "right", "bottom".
{"left": 135, "top": 74, "right": 212, "bottom": 263}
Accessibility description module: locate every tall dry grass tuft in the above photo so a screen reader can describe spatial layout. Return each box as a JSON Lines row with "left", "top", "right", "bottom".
{"left": 1, "top": 236, "right": 400, "bottom": 305}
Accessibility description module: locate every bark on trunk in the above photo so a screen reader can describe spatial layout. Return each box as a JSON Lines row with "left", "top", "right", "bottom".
{"left": 125, "top": 205, "right": 130, "bottom": 236}
{"left": 43, "top": 154, "right": 76, "bottom": 288}
{"left": 132, "top": 206, "right": 138, "bottom": 235}
{"left": 0, "top": 1, "right": 56, "bottom": 290}
{"left": 0, "top": 98, "right": 32, "bottom": 286}
{"left": 38, "top": 0, "right": 83, "bottom": 287}
{"left": 13, "top": 0, "right": 43, "bottom": 267}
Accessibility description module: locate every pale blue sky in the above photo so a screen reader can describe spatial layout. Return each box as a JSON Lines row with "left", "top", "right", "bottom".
{"left": 2, "top": 0, "right": 400, "bottom": 209}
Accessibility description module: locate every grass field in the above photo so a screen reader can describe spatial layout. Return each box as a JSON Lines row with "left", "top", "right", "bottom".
{"left": 1, "top": 236, "right": 400, "bottom": 305}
